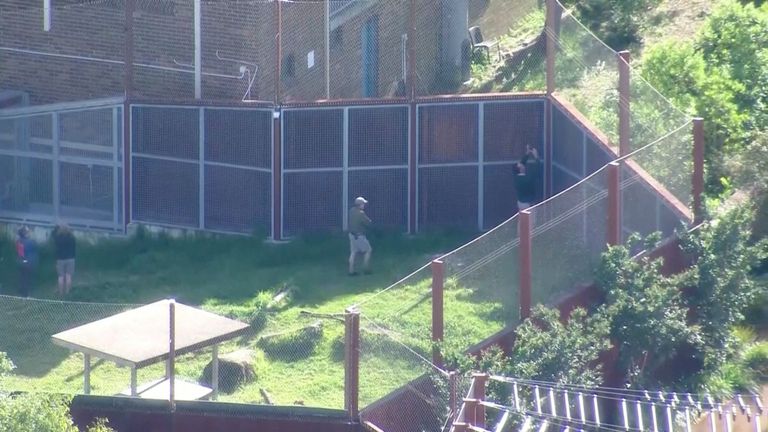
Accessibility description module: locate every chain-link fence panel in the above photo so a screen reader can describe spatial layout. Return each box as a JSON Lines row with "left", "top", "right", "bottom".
{"left": 418, "top": 166, "right": 479, "bottom": 231}
{"left": 620, "top": 127, "right": 694, "bottom": 245}
{"left": 529, "top": 166, "right": 609, "bottom": 307}
{"left": 200, "top": 1, "right": 276, "bottom": 103}
{"left": 0, "top": 296, "right": 135, "bottom": 396}
{"left": 441, "top": 215, "right": 521, "bottom": 344}
{"left": 359, "top": 315, "right": 451, "bottom": 432}
{"left": 0, "top": 105, "right": 123, "bottom": 230}
{"left": 133, "top": 1, "right": 194, "bottom": 100}
{"left": 628, "top": 69, "right": 691, "bottom": 154}
{"left": 0, "top": 2, "right": 125, "bottom": 106}
{"left": 553, "top": 7, "right": 620, "bottom": 145}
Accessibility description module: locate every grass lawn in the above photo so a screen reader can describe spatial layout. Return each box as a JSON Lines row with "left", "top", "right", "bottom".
{"left": 0, "top": 227, "right": 512, "bottom": 409}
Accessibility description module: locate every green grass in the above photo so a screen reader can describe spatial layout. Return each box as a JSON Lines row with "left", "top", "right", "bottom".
{"left": 0, "top": 227, "right": 510, "bottom": 408}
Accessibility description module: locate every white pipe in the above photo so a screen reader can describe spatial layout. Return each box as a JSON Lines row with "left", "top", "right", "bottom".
{"left": 194, "top": 0, "right": 202, "bottom": 99}
{"left": 43, "top": 0, "right": 51, "bottom": 31}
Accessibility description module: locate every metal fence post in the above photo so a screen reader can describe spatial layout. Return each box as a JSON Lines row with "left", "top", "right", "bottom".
{"left": 607, "top": 162, "right": 621, "bottom": 246}
{"left": 692, "top": 118, "right": 705, "bottom": 224}
{"left": 274, "top": 0, "right": 283, "bottom": 104}
{"left": 472, "top": 373, "right": 488, "bottom": 429}
{"left": 431, "top": 259, "right": 445, "bottom": 366}
{"left": 618, "top": 50, "right": 631, "bottom": 156}
{"left": 449, "top": 370, "right": 458, "bottom": 423}
{"left": 519, "top": 210, "right": 533, "bottom": 320}
{"left": 272, "top": 110, "right": 282, "bottom": 240}
{"left": 344, "top": 308, "right": 360, "bottom": 420}
{"left": 123, "top": 0, "right": 135, "bottom": 230}
{"left": 169, "top": 299, "right": 176, "bottom": 413}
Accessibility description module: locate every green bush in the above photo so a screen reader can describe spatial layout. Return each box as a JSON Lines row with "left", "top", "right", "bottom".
{"left": 562, "top": 0, "right": 663, "bottom": 50}
{"left": 743, "top": 341, "right": 768, "bottom": 381}
{"left": 0, "top": 394, "right": 77, "bottom": 432}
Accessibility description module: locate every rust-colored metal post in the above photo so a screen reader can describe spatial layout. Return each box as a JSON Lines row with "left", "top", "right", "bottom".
{"left": 472, "top": 374, "right": 488, "bottom": 429}
{"left": 463, "top": 398, "right": 478, "bottom": 427}
{"left": 607, "top": 162, "right": 621, "bottom": 246}
{"left": 431, "top": 259, "right": 445, "bottom": 366}
{"left": 692, "top": 118, "right": 705, "bottom": 224}
{"left": 545, "top": 0, "right": 557, "bottom": 95}
{"left": 518, "top": 210, "right": 533, "bottom": 320}
{"left": 448, "top": 370, "right": 458, "bottom": 423}
{"left": 407, "top": 0, "right": 417, "bottom": 233}
{"left": 123, "top": 0, "right": 135, "bottom": 229}
{"left": 618, "top": 50, "right": 631, "bottom": 156}
{"left": 274, "top": 0, "right": 283, "bottom": 104}
{"left": 344, "top": 308, "right": 360, "bottom": 420}
{"left": 272, "top": 112, "right": 282, "bottom": 240}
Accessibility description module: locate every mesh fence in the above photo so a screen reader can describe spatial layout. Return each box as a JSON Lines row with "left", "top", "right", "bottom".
{"left": 529, "top": 166, "right": 609, "bottom": 307}
{"left": 628, "top": 68, "right": 691, "bottom": 154}
{"left": 441, "top": 215, "right": 521, "bottom": 344}
{"left": 131, "top": 105, "right": 272, "bottom": 234}
{"left": 553, "top": 8, "right": 620, "bottom": 144}
{"left": 620, "top": 124, "right": 694, "bottom": 244}
{"left": 0, "top": 105, "right": 124, "bottom": 231}
{"left": 0, "top": 2, "right": 126, "bottom": 106}
{"left": 358, "top": 315, "right": 454, "bottom": 432}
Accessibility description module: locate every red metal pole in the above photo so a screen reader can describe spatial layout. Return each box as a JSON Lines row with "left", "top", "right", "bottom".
{"left": 607, "top": 162, "right": 621, "bottom": 246}
{"left": 123, "top": 0, "right": 135, "bottom": 230}
{"left": 618, "top": 50, "right": 631, "bottom": 156}
{"left": 518, "top": 210, "right": 532, "bottom": 320}
{"left": 692, "top": 118, "right": 705, "bottom": 224}
{"left": 431, "top": 259, "right": 445, "bottom": 366}
{"left": 344, "top": 308, "right": 360, "bottom": 420}
{"left": 407, "top": 0, "right": 417, "bottom": 233}
{"left": 472, "top": 374, "right": 488, "bottom": 429}
{"left": 545, "top": 0, "right": 556, "bottom": 95}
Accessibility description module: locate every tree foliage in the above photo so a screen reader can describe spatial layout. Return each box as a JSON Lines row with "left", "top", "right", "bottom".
{"left": 561, "top": 0, "right": 663, "bottom": 50}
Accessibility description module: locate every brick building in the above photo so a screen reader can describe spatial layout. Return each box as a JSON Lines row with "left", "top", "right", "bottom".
{"left": 0, "top": 0, "right": 470, "bottom": 105}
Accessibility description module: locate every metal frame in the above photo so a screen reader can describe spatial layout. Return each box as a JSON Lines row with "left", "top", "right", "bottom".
{"left": 129, "top": 104, "right": 274, "bottom": 234}
{"left": 0, "top": 104, "right": 125, "bottom": 232}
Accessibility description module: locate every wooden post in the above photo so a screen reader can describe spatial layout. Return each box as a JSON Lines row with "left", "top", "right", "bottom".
{"left": 607, "top": 162, "right": 621, "bottom": 246}
{"left": 692, "top": 118, "right": 705, "bottom": 224}
{"left": 344, "top": 308, "right": 360, "bottom": 420}
{"left": 83, "top": 353, "right": 91, "bottom": 395}
{"left": 464, "top": 398, "right": 478, "bottom": 427}
{"left": 169, "top": 299, "right": 176, "bottom": 412}
{"left": 545, "top": 0, "right": 557, "bottom": 95}
{"left": 518, "top": 210, "right": 532, "bottom": 320}
{"left": 431, "top": 259, "right": 444, "bottom": 366}
{"left": 618, "top": 50, "right": 631, "bottom": 156}
{"left": 472, "top": 374, "right": 488, "bottom": 429}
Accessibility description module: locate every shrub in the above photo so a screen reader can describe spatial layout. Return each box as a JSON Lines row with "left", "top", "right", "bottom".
{"left": 257, "top": 322, "right": 323, "bottom": 361}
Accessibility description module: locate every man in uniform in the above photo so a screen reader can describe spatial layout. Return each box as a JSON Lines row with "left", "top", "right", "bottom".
{"left": 348, "top": 196, "right": 372, "bottom": 276}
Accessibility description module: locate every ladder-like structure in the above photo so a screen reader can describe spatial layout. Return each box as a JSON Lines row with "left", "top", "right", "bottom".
{"left": 449, "top": 374, "right": 765, "bottom": 432}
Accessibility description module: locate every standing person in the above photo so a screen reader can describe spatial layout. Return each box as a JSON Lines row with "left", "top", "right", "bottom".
{"left": 514, "top": 161, "right": 535, "bottom": 211}
{"left": 15, "top": 226, "right": 38, "bottom": 298}
{"left": 521, "top": 144, "right": 543, "bottom": 203}
{"left": 348, "top": 196, "right": 372, "bottom": 276}
{"left": 52, "top": 223, "right": 76, "bottom": 296}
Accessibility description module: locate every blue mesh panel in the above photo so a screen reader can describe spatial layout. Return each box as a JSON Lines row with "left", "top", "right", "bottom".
{"left": 348, "top": 168, "right": 407, "bottom": 229}
{"left": 205, "top": 109, "right": 272, "bottom": 169}
{"left": 204, "top": 165, "right": 271, "bottom": 235}
{"left": 283, "top": 171, "right": 343, "bottom": 235}
{"left": 349, "top": 106, "right": 408, "bottom": 167}
{"left": 552, "top": 106, "right": 584, "bottom": 177}
{"left": 132, "top": 157, "right": 199, "bottom": 227}
{"left": 418, "top": 104, "right": 478, "bottom": 164}
{"left": 418, "top": 165, "right": 478, "bottom": 229}
{"left": 131, "top": 107, "right": 199, "bottom": 159}
{"left": 283, "top": 109, "right": 343, "bottom": 169}
{"left": 483, "top": 100, "right": 545, "bottom": 162}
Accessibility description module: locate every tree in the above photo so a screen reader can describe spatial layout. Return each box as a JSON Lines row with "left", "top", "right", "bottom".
{"left": 595, "top": 238, "right": 700, "bottom": 388}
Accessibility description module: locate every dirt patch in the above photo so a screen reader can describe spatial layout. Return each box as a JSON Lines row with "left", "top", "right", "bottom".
{"left": 644, "top": 0, "right": 718, "bottom": 46}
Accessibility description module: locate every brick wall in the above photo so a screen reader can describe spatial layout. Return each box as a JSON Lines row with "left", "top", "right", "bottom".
{"left": 0, "top": 0, "right": 445, "bottom": 105}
